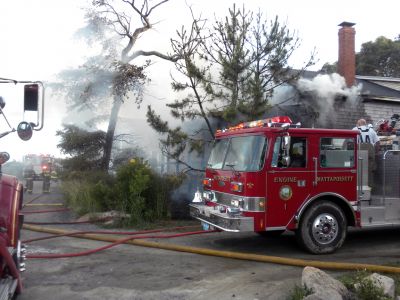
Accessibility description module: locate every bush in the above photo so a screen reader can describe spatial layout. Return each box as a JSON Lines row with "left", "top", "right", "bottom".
{"left": 114, "top": 158, "right": 151, "bottom": 225}
{"left": 355, "top": 277, "right": 390, "bottom": 300}
{"left": 61, "top": 171, "right": 115, "bottom": 215}
{"left": 61, "top": 158, "right": 184, "bottom": 226}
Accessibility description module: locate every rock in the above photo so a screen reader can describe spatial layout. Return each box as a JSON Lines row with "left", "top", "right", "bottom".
{"left": 364, "top": 273, "right": 395, "bottom": 299}
{"left": 304, "top": 290, "right": 342, "bottom": 300}
{"left": 301, "top": 266, "right": 351, "bottom": 300}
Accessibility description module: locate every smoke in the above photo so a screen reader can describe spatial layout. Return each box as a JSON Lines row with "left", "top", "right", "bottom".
{"left": 296, "top": 73, "right": 362, "bottom": 126}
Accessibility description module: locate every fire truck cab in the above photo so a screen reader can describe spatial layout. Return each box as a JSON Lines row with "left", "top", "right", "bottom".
{"left": 190, "top": 116, "right": 400, "bottom": 254}
{"left": 0, "top": 79, "right": 44, "bottom": 298}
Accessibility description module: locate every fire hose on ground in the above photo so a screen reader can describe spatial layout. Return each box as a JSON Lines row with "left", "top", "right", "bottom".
{"left": 22, "top": 190, "right": 400, "bottom": 274}
{"left": 24, "top": 203, "right": 64, "bottom": 207}
{"left": 23, "top": 224, "right": 400, "bottom": 274}
{"left": 23, "top": 225, "right": 218, "bottom": 259}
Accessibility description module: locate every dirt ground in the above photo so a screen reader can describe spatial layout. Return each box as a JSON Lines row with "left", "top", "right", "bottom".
{"left": 19, "top": 182, "right": 400, "bottom": 300}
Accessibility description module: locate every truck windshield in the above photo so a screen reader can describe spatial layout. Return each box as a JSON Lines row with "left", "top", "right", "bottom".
{"left": 208, "top": 135, "right": 267, "bottom": 171}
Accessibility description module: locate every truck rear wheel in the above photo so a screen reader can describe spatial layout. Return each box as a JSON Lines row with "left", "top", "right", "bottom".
{"left": 296, "top": 201, "right": 347, "bottom": 254}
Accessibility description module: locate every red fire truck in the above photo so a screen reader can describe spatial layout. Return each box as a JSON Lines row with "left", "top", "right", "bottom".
{"left": 0, "top": 78, "right": 44, "bottom": 298}
{"left": 190, "top": 116, "right": 400, "bottom": 254}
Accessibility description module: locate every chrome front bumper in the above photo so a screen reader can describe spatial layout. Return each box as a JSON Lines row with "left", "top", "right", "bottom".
{"left": 189, "top": 203, "right": 254, "bottom": 232}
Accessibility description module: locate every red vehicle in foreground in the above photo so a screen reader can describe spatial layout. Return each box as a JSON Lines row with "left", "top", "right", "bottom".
{"left": 190, "top": 116, "right": 400, "bottom": 254}
{"left": 0, "top": 79, "right": 43, "bottom": 298}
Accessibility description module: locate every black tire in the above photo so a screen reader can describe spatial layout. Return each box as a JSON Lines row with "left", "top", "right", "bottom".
{"left": 296, "top": 201, "right": 347, "bottom": 254}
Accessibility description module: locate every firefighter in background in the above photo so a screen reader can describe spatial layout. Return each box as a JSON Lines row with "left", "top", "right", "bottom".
{"left": 353, "top": 118, "right": 380, "bottom": 186}
{"left": 23, "top": 163, "right": 34, "bottom": 194}
{"left": 42, "top": 162, "right": 51, "bottom": 193}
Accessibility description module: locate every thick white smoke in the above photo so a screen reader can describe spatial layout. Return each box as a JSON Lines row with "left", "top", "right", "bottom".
{"left": 297, "top": 73, "right": 361, "bottom": 102}
{"left": 296, "top": 73, "right": 362, "bottom": 126}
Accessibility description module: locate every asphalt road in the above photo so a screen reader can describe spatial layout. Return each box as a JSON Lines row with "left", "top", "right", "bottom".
{"left": 19, "top": 181, "right": 400, "bottom": 300}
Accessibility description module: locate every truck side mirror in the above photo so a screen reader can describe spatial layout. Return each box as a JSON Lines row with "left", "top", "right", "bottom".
{"left": 17, "top": 121, "right": 33, "bottom": 141}
{"left": 283, "top": 136, "right": 291, "bottom": 149}
{"left": 281, "top": 135, "right": 291, "bottom": 167}
{"left": 281, "top": 156, "right": 291, "bottom": 167}
{"left": 23, "top": 82, "right": 44, "bottom": 131}
{"left": 24, "top": 84, "right": 39, "bottom": 111}
{"left": 0, "top": 152, "right": 10, "bottom": 165}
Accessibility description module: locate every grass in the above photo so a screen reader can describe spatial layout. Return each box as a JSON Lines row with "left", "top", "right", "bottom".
{"left": 286, "top": 284, "right": 313, "bottom": 300}
{"left": 339, "top": 270, "right": 392, "bottom": 300}
{"left": 287, "top": 267, "right": 400, "bottom": 300}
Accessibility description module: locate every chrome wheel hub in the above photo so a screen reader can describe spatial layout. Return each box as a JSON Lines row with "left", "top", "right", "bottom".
{"left": 311, "top": 213, "right": 338, "bottom": 244}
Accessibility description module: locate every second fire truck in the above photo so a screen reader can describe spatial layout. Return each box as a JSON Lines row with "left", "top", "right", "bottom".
{"left": 190, "top": 116, "right": 400, "bottom": 254}
{"left": 23, "top": 154, "right": 54, "bottom": 193}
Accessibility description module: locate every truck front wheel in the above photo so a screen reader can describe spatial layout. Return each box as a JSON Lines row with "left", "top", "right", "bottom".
{"left": 296, "top": 201, "right": 347, "bottom": 254}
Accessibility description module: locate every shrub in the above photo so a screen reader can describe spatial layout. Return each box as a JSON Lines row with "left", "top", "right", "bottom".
{"left": 355, "top": 277, "right": 390, "bottom": 300}
{"left": 114, "top": 158, "right": 151, "bottom": 225}
{"left": 61, "top": 157, "right": 185, "bottom": 226}
{"left": 61, "top": 180, "right": 97, "bottom": 215}
{"left": 340, "top": 270, "right": 393, "bottom": 300}
{"left": 61, "top": 171, "right": 115, "bottom": 215}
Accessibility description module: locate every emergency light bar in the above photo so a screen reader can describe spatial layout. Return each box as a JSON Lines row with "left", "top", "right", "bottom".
{"left": 217, "top": 116, "right": 301, "bottom": 133}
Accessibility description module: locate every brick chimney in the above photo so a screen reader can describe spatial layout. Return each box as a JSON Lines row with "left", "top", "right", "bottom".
{"left": 338, "top": 22, "right": 356, "bottom": 87}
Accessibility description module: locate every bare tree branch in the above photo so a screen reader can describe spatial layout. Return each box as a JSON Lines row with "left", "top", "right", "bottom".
{"left": 128, "top": 50, "right": 180, "bottom": 62}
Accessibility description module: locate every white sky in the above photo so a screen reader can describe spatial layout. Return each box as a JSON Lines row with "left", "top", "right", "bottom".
{"left": 0, "top": 0, "right": 399, "bottom": 161}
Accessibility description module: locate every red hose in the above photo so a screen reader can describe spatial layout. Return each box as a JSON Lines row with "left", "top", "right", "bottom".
{"left": 24, "top": 220, "right": 105, "bottom": 225}
{"left": 26, "top": 230, "right": 218, "bottom": 259}
{"left": 22, "top": 208, "right": 70, "bottom": 214}
{"left": 23, "top": 225, "right": 204, "bottom": 243}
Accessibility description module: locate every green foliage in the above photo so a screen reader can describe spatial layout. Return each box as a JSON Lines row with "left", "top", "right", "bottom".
{"left": 202, "top": 7, "right": 313, "bottom": 122}
{"left": 146, "top": 106, "right": 169, "bottom": 133}
{"left": 112, "top": 60, "right": 150, "bottom": 99}
{"left": 286, "top": 284, "right": 313, "bottom": 300}
{"left": 57, "top": 124, "right": 105, "bottom": 156}
{"left": 287, "top": 270, "right": 399, "bottom": 300}
{"left": 355, "top": 278, "right": 390, "bottom": 300}
{"left": 320, "top": 62, "right": 338, "bottom": 74}
{"left": 339, "top": 270, "right": 394, "bottom": 300}
{"left": 61, "top": 171, "right": 116, "bottom": 215}
{"left": 114, "top": 158, "right": 151, "bottom": 224}
{"left": 53, "top": 0, "right": 177, "bottom": 171}
{"left": 62, "top": 158, "right": 184, "bottom": 226}
{"left": 112, "top": 147, "right": 144, "bottom": 169}
{"left": 322, "top": 35, "right": 400, "bottom": 77}
{"left": 148, "top": 4, "right": 314, "bottom": 171}
{"left": 56, "top": 124, "right": 105, "bottom": 173}
{"left": 356, "top": 36, "right": 400, "bottom": 77}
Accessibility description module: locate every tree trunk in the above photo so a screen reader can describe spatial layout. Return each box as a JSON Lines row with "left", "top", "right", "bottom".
{"left": 102, "top": 96, "right": 123, "bottom": 170}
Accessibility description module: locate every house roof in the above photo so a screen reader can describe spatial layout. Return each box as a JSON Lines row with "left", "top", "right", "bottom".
{"left": 294, "top": 69, "right": 400, "bottom": 102}
{"left": 356, "top": 76, "right": 400, "bottom": 102}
